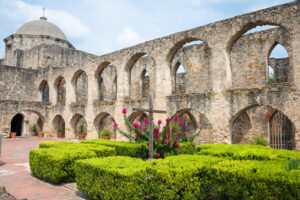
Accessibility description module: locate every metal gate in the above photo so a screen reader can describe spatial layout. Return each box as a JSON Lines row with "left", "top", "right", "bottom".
{"left": 270, "top": 112, "right": 295, "bottom": 150}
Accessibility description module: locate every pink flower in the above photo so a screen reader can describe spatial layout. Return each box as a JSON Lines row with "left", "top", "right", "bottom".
{"left": 168, "top": 139, "right": 171, "bottom": 143}
{"left": 122, "top": 108, "right": 127, "bottom": 114}
{"left": 175, "top": 143, "right": 180, "bottom": 147}
{"left": 164, "top": 140, "right": 168, "bottom": 144}
{"left": 143, "top": 128, "right": 146, "bottom": 131}
{"left": 179, "top": 122, "right": 184, "bottom": 127}
{"left": 174, "top": 139, "right": 178, "bottom": 143}
{"left": 200, "top": 126, "right": 203, "bottom": 129}
{"left": 175, "top": 135, "right": 179, "bottom": 139}
{"left": 178, "top": 150, "right": 181, "bottom": 153}
{"left": 166, "top": 118, "right": 171, "bottom": 122}
{"left": 144, "top": 118, "right": 149, "bottom": 124}
{"left": 185, "top": 136, "right": 188, "bottom": 139}
{"left": 155, "top": 133, "right": 160, "bottom": 138}
{"left": 133, "top": 122, "right": 139, "bottom": 127}
{"left": 157, "top": 120, "right": 162, "bottom": 124}
{"left": 174, "top": 116, "right": 179, "bottom": 121}
{"left": 135, "top": 135, "right": 140, "bottom": 139}
{"left": 113, "top": 123, "right": 118, "bottom": 127}
{"left": 156, "top": 153, "right": 161, "bottom": 157}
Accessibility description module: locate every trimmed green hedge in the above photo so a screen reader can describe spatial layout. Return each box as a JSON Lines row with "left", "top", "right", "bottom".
{"left": 75, "top": 156, "right": 149, "bottom": 200}
{"left": 39, "top": 141, "right": 116, "bottom": 157}
{"left": 197, "top": 144, "right": 300, "bottom": 161}
{"left": 29, "top": 148, "right": 97, "bottom": 183}
{"left": 81, "top": 139, "right": 148, "bottom": 159}
{"left": 179, "top": 142, "right": 196, "bottom": 155}
{"left": 75, "top": 155, "right": 300, "bottom": 200}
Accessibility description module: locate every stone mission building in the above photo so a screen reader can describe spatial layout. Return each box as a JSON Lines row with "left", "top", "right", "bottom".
{"left": 0, "top": 2, "right": 299, "bottom": 150}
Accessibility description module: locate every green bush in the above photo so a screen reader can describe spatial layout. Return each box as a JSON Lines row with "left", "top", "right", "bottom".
{"left": 29, "top": 148, "right": 97, "bottom": 183}
{"left": 75, "top": 156, "right": 149, "bottom": 200}
{"left": 75, "top": 155, "right": 300, "bottom": 200}
{"left": 178, "top": 142, "right": 196, "bottom": 155}
{"left": 250, "top": 135, "right": 269, "bottom": 146}
{"left": 39, "top": 141, "right": 116, "bottom": 157}
{"left": 197, "top": 144, "right": 300, "bottom": 161}
{"left": 81, "top": 139, "right": 148, "bottom": 159}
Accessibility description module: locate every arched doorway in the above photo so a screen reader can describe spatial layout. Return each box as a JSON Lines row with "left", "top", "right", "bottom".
{"left": 270, "top": 111, "right": 295, "bottom": 150}
{"left": 11, "top": 114, "right": 24, "bottom": 136}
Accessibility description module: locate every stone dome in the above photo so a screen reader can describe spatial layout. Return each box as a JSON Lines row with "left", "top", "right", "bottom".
{"left": 16, "top": 17, "right": 67, "bottom": 41}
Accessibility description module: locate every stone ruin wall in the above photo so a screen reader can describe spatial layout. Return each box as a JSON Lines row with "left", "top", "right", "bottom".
{"left": 0, "top": 2, "right": 299, "bottom": 150}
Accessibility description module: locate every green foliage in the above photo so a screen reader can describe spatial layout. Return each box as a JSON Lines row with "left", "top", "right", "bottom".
{"left": 178, "top": 142, "right": 196, "bottom": 155}
{"left": 81, "top": 139, "right": 148, "bottom": 159}
{"left": 29, "top": 148, "right": 97, "bottom": 183}
{"left": 57, "top": 127, "right": 63, "bottom": 132}
{"left": 39, "top": 141, "right": 116, "bottom": 157}
{"left": 31, "top": 124, "right": 38, "bottom": 133}
{"left": 75, "top": 157, "right": 149, "bottom": 200}
{"left": 269, "top": 75, "right": 275, "bottom": 84}
{"left": 197, "top": 144, "right": 300, "bottom": 161}
{"left": 78, "top": 124, "right": 85, "bottom": 136}
{"left": 250, "top": 135, "right": 269, "bottom": 146}
{"left": 100, "top": 129, "right": 110, "bottom": 137}
{"left": 75, "top": 155, "right": 300, "bottom": 200}
{"left": 286, "top": 159, "right": 299, "bottom": 171}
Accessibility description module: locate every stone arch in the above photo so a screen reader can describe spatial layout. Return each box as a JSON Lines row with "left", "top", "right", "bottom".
{"left": 227, "top": 22, "right": 289, "bottom": 53}
{"left": 95, "top": 62, "right": 117, "bottom": 101}
{"left": 229, "top": 23, "right": 291, "bottom": 89}
{"left": 93, "top": 112, "right": 116, "bottom": 139}
{"left": 128, "top": 111, "right": 149, "bottom": 125}
{"left": 38, "top": 80, "right": 49, "bottom": 103}
{"left": 10, "top": 113, "right": 24, "bottom": 136}
{"left": 70, "top": 113, "right": 87, "bottom": 137}
{"left": 71, "top": 70, "right": 88, "bottom": 104}
{"left": 171, "top": 109, "right": 212, "bottom": 144}
{"left": 141, "top": 69, "right": 149, "bottom": 97}
{"left": 267, "top": 42, "right": 290, "bottom": 84}
{"left": 125, "top": 53, "right": 155, "bottom": 98}
{"left": 54, "top": 76, "right": 66, "bottom": 105}
{"left": 168, "top": 38, "right": 212, "bottom": 94}
{"left": 230, "top": 104, "right": 296, "bottom": 149}
{"left": 52, "top": 115, "right": 65, "bottom": 134}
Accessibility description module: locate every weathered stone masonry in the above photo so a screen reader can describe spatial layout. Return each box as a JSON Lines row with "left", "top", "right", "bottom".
{"left": 0, "top": 2, "right": 299, "bottom": 150}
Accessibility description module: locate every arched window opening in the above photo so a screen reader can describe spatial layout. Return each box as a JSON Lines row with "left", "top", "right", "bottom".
{"left": 113, "top": 76, "right": 117, "bottom": 100}
{"left": 39, "top": 81, "right": 49, "bottom": 103}
{"left": 270, "top": 111, "right": 295, "bottom": 150}
{"left": 75, "top": 71, "right": 88, "bottom": 104}
{"left": 71, "top": 114, "right": 87, "bottom": 137}
{"left": 141, "top": 70, "right": 150, "bottom": 97}
{"left": 11, "top": 113, "right": 24, "bottom": 136}
{"left": 268, "top": 44, "right": 289, "bottom": 84}
{"left": 56, "top": 78, "right": 66, "bottom": 105}
{"left": 175, "top": 112, "right": 197, "bottom": 136}
{"left": 244, "top": 25, "right": 278, "bottom": 35}
{"left": 232, "top": 112, "right": 252, "bottom": 144}
{"left": 94, "top": 113, "right": 116, "bottom": 139}
{"left": 53, "top": 115, "right": 65, "bottom": 136}
{"left": 182, "top": 40, "right": 203, "bottom": 48}
{"left": 174, "top": 63, "right": 186, "bottom": 94}
{"left": 96, "top": 64, "right": 117, "bottom": 101}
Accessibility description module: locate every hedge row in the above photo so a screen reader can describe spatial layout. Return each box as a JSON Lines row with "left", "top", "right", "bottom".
{"left": 75, "top": 155, "right": 300, "bottom": 200}
{"left": 197, "top": 144, "right": 300, "bottom": 161}
{"left": 29, "top": 144, "right": 116, "bottom": 183}
{"left": 81, "top": 139, "right": 148, "bottom": 159}
{"left": 39, "top": 141, "right": 116, "bottom": 157}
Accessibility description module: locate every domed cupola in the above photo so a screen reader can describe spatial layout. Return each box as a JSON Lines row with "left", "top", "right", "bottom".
{"left": 15, "top": 16, "right": 67, "bottom": 41}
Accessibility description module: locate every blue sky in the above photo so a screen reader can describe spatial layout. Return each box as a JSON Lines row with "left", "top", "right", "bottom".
{"left": 0, "top": 0, "right": 292, "bottom": 58}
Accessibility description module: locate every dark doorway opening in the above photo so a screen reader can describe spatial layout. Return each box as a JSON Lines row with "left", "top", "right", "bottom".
{"left": 11, "top": 114, "right": 24, "bottom": 136}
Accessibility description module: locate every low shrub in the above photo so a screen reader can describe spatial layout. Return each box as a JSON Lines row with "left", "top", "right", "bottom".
{"left": 39, "top": 141, "right": 116, "bottom": 157}
{"left": 197, "top": 144, "right": 300, "bottom": 161}
{"left": 29, "top": 148, "right": 97, "bottom": 183}
{"left": 178, "top": 142, "right": 196, "bottom": 155}
{"left": 250, "top": 135, "right": 269, "bottom": 146}
{"left": 75, "top": 156, "right": 149, "bottom": 200}
{"left": 75, "top": 155, "right": 300, "bottom": 200}
{"left": 81, "top": 139, "right": 148, "bottom": 159}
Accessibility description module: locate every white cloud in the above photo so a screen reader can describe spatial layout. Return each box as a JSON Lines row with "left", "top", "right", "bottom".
{"left": 1, "top": 0, "right": 90, "bottom": 39}
{"left": 116, "top": 27, "right": 142, "bottom": 48}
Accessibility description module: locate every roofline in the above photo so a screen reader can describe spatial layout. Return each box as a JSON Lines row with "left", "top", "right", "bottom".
{"left": 3, "top": 34, "right": 75, "bottom": 49}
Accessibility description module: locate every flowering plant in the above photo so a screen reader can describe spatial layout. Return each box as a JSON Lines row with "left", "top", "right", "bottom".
{"left": 114, "top": 108, "right": 200, "bottom": 158}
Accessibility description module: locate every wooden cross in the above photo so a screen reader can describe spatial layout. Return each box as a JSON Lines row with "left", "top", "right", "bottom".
{"left": 133, "top": 92, "right": 167, "bottom": 160}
